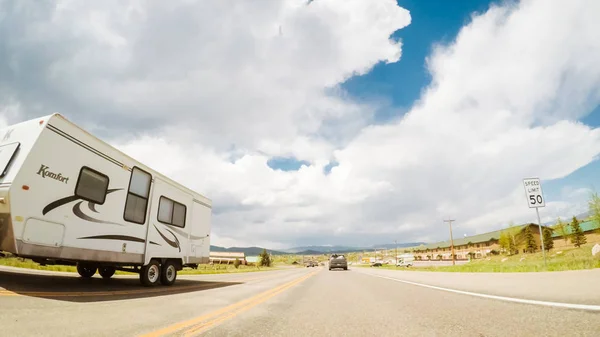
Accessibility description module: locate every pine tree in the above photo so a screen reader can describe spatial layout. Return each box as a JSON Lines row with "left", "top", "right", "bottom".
{"left": 259, "top": 248, "right": 272, "bottom": 267}
{"left": 524, "top": 225, "right": 537, "bottom": 253}
{"left": 570, "top": 216, "right": 587, "bottom": 248}
{"left": 542, "top": 226, "right": 553, "bottom": 251}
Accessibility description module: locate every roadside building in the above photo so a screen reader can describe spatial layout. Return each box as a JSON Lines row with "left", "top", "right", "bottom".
{"left": 410, "top": 224, "right": 542, "bottom": 260}
{"left": 209, "top": 251, "right": 246, "bottom": 265}
{"left": 552, "top": 220, "right": 600, "bottom": 248}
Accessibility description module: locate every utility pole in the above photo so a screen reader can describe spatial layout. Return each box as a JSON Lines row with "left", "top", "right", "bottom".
{"left": 395, "top": 240, "right": 398, "bottom": 267}
{"left": 443, "top": 219, "right": 456, "bottom": 266}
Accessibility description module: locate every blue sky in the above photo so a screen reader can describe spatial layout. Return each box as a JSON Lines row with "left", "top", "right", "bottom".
{"left": 269, "top": 0, "right": 496, "bottom": 171}
{"left": 268, "top": 0, "right": 600, "bottom": 217}
{"left": 4, "top": 0, "right": 599, "bottom": 248}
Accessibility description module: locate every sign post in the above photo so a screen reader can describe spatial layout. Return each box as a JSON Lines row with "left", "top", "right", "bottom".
{"left": 522, "top": 178, "right": 547, "bottom": 267}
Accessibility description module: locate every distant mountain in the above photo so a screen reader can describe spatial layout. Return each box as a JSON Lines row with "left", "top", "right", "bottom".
{"left": 371, "top": 242, "right": 426, "bottom": 249}
{"left": 210, "top": 245, "right": 288, "bottom": 256}
{"left": 543, "top": 211, "right": 591, "bottom": 227}
{"left": 284, "top": 242, "right": 426, "bottom": 254}
{"left": 283, "top": 245, "right": 364, "bottom": 254}
{"left": 294, "top": 250, "right": 324, "bottom": 255}
{"left": 211, "top": 241, "right": 428, "bottom": 256}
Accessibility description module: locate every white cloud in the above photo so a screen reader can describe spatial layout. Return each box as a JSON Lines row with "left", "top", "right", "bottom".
{"left": 2, "top": 0, "right": 600, "bottom": 247}
{"left": 0, "top": 0, "right": 410, "bottom": 157}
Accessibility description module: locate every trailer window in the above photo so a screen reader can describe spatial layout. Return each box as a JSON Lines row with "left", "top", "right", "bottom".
{"left": 124, "top": 167, "right": 152, "bottom": 224}
{"left": 0, "top": 142, "right": 20, "bottom": 178}
{"left": 157, "top": 196, "right": 186, "bottom": 228}
{"left": 75, "top": 167, "right": 109, "bottom": 204}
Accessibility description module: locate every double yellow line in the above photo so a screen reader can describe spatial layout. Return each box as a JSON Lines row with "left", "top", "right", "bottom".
{"left": 141, "top": 270, "right": 318, "bottom": 337}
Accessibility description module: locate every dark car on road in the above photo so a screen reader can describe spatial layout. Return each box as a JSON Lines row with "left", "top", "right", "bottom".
{"left": 328, "top": 254, "right": 348, "bottom": 271}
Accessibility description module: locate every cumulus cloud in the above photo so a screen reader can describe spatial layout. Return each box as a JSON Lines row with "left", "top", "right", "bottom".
{"left": 1, "top": 0, "right": 600, "bottom": 247}
{"left": 0, "top": 0, "right": 410, "bottom": 157}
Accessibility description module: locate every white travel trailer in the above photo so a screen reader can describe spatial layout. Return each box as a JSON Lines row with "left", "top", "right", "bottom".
{"left": 0, "top": 114, "right": 211, "bottom": 286}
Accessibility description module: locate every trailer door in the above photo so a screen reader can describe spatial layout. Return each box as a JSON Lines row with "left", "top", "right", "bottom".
{"left": 190, "top": 200, "right": 211, "bottom": 262}
{"left": 144, "top": 177, "right": 192, "bottom": 265}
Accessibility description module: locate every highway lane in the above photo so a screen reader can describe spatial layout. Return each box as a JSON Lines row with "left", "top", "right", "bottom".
{"left": 353, "top": 266, "right": 600, "bottom": 305}
{"left": 1, "top": 265, "right": 599, "bottom": 336}
{"left": 203, "top": 267, "right": 600, "bottom": 337}
{"left": 0, "top": 266, "right": 316, "bottom": 336}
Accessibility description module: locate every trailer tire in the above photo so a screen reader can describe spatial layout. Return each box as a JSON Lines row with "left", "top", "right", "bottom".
{"left": 160, "top": 260, "right": 177, "bottom": 286}
{"left": 76, "top": 263, "right": 97, "bottom": 278}
{"left": 98, "top": 267, "right": 116, "bottom": 279}
{"left": 140, "top": 260, "right": 161, "bottom": 287}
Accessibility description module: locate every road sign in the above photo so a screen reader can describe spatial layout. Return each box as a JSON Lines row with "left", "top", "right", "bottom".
{"left": 523, "top": 178, "right": 545, "bottom": 208}
{"left": 522, "top": 177, "right": 548, "bottom": 266}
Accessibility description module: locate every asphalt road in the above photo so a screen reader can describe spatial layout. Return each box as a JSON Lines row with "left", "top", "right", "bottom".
{"left": 1, "top": 265, "right": 599, "bottom": 336}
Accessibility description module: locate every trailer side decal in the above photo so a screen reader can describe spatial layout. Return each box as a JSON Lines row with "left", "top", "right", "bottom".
{"left": 42, "top": 195, "right": 81, "bottom": 215}
{"left": 154, "top": 224, "right": 181, "bottom": 252}
{"left": 168, "top": 226, "right": 209, "bottom": 241}
{"left": 72, "top": 201, "right": 124, "bottom": 226}
{"left": 88, "top": 202, "right": 99, "bottom": 213}
{"left": 42, "top": 188, "right": 123, "bottom": 215}
{"left": 78, "top": 235, "right": 160, "bottom": 246}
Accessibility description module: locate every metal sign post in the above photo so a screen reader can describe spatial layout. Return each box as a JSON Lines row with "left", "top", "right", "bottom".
{"left": 523, "top": 178, "right": 547, "bottom": 267}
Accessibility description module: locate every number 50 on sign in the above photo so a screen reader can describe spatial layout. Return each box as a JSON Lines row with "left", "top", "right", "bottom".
{"left": 523, "top": 178, "right": 545, "bottom": 208}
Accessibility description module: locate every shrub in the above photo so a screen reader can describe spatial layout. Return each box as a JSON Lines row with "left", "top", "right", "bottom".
{"left": 259, "top": 249, "right": 272, "bottom": 267}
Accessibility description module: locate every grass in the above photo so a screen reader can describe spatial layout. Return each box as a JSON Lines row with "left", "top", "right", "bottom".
{"left": 0, "top": 257, "right": 78, "bottom": 273}
{"left": 0, "top": 256, "right": 285, "bottom": 275}
{"left": 363, "top": 243, "right": 600, "bottom": 273}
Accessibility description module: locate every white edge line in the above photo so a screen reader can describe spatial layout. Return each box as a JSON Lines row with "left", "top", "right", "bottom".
{"left": 368, "top": 274, "right": 600, "bottom": 312}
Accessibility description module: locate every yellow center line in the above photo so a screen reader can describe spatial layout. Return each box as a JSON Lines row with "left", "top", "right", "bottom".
{"left": 140, "top": 270, "right": 318, "bottom": 337}
{"left": 183, "top": 272, "right": 316, "bottom": 336}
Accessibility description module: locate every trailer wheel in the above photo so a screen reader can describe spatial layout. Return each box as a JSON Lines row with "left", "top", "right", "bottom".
{"left": 76, "top": 263, "right": 97, "bottom": 278}
{"left": 98, "top": 267, "right": 116, "bottom": 279}
{"left": 140, "top": 260, "right": 160, "bottom": 287}
{"left": 160, "top": 260, "right": 177, "bottom": 286}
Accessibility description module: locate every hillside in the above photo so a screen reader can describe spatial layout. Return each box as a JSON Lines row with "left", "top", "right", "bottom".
{"left": 210, "top": 245, "right": 288, "bottom": 255}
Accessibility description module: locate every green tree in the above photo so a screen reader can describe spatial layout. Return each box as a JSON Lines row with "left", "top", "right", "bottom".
{"left": 507, "top": 221, "right": 520, "bottom": 254}
{"left": 588, "top": 191, "right": 600, "bottom": 232}
{"left": 542, "top": 226, "right": 553, "bottom": 251}
{"left": 570, "top": 216, "right": 587, "bottom": 247}
{"left": 500, "top": 222, "right": 520, "bottom": 255}
{"left": 234, "top": 258, "right": 241, "bottom": 269}
{"left": 499, "top": 231, "right": 510, "bottom": 253}
{"left": 553, "top": 217, "right": 569, "bottom": 243}
{"left": 523, "top": 225, "right": 537, "bottom": 253}
{"left": 259, "top": 248, "right": 272, "bottom": 267}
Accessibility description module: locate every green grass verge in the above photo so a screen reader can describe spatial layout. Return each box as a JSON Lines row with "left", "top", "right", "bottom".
{"left": 0, "top": 256, "right": 284, "bottom": 275}
{"left": 0, "top": 257, "right": 78, "bottom": 273}
{"left": 361, "top": 243, "right": 600, "bottom": 273}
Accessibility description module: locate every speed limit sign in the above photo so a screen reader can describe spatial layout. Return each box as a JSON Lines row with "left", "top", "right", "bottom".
{"left": 523, "top": 178, "right": 545, "bottom": 208}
